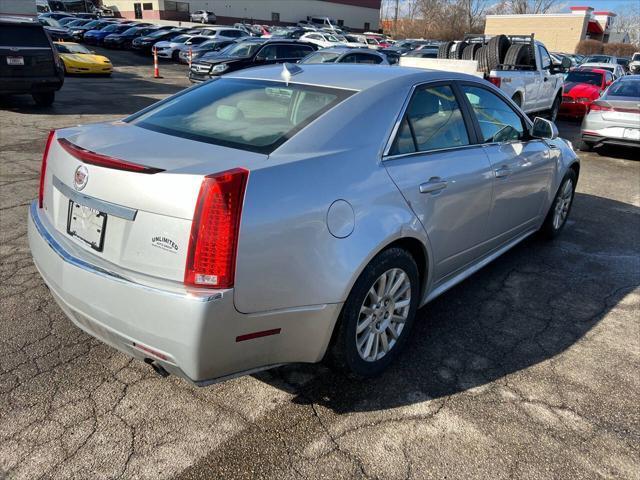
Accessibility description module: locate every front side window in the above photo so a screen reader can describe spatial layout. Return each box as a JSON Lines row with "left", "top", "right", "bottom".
{"left": 462, "top": 85, "right": 525, "bottom": 143}
{"left": 257, "top": 45, "right": 277, "bottom": 60}
{"left": 130, "top": 79, "right": 353, "bottom": 153}
{"left": 276, "top": 44, "right": 313, "bottom": 59}
{"left": 390, "top": 84, "right": 469, "bottom": 156}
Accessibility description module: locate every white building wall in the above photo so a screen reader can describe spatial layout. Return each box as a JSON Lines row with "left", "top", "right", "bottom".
{"left": 187, "top": 0, "right": 379, "bottom": 30}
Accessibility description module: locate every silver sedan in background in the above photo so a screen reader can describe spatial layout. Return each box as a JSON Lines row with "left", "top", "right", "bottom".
{"left": 28, "top": 65, "right": 579, "bottom": 385}
{"left": 581, "top": 75, "right": 640, "bottom": 151}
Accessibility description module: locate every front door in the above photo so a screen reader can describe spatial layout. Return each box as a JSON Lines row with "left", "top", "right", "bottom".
{"left": 384, "top": 83, "right": 495, "bottom": 283}
{"left": 133, "top": 3, "right": 142, "bottom": 19}
{"left": 459, "top": 83, "right": 555, "bottom": 244}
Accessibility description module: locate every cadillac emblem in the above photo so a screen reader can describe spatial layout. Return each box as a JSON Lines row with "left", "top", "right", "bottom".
{"left": 74, "top": 165, "right": 88, "bottom": 191}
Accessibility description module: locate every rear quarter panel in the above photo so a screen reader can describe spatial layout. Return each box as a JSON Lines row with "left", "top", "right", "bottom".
{"left": 233, "top": 80, "right": 430, "bottom": 313}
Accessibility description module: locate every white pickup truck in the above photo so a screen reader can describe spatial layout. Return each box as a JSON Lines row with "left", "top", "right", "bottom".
{"left": 400, "top": 35, "right": 570, "bottom": 121}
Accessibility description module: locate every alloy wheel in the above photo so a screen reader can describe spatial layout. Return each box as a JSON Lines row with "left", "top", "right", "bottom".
{"left": 356, "top": 268, "right": 411, "bottom": 362}
{"left": 553, "top": 179, "right": 573, "bottom": 230}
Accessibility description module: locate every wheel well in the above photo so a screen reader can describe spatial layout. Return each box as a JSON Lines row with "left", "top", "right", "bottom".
{"left": 378, "top": 237, "right": 428, "bottom": 300}
{"left": 569, "top": 161, "right": 580, "bottom": 181}
{"left": 511, "top": 92, "right": 522, "bottom": 105}
{"left": 323, "top": 236, "right": 429, "bottom": 360}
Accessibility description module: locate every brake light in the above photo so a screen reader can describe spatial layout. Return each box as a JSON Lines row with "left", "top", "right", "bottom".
{"left": 58, "top": 138, "right": 164, "bottom": 174}
{"left": 488, "top": 76, "right": 501, "bottom": 88}
{"left": 184, "top": 168, "right": 249, "bottom": 288}
{"left": 39, "top": 130, "right": 55, "bottom": 209}
{"left": 589, "top": 103, "right": 612, "bottom": 112}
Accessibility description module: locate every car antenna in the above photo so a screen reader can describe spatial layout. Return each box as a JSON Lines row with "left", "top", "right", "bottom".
{"left": 281, "top": 63, "right": 302, "bottom": 86}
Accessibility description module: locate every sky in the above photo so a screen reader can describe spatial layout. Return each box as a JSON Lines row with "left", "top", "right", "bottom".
{"left": 382, "top": 0, "right": 639, "bottom": 14}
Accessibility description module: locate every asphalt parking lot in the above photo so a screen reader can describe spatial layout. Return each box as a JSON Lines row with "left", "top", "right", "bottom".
{"left": 1, "top": 48, "right": 638, "bottom": 480}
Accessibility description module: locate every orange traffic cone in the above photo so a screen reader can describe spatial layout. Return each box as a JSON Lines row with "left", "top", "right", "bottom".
{"left": 153, "top": 47, "right": 162, "bottom": 79}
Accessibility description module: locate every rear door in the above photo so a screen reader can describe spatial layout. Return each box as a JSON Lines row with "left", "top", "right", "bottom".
{"left": 383, "top": 82, "right": 495, "bottom": 282}
{"left": 459, "top": 83, "right": 555, "bottom": 244}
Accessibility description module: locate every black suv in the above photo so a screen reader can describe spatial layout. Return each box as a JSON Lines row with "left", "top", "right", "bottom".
{"left": 0, "top": 18, "right": 64, "bottom": 106}
{"left": 189, "top": 38, "right": 317, "bottom": 83}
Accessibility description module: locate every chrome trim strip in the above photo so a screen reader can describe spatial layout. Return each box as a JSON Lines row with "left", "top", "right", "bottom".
{"left": 30, "top": 201, "right": 222, "bottom": 303}
{"left": 53, "top": 176, "right": 137, "bottom": 221}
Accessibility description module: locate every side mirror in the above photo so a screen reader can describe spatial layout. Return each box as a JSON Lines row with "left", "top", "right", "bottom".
{"left": 531, "top": 117, "right": 558, "bottom": 140}
{"left": 561, "top": 56, "right": 572, "bottom": 69}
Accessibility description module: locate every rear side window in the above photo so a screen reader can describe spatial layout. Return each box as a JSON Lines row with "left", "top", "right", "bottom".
{"left": 462, "top": 85, "right": 525, "bottom": 143}
{"left": 130, "top": 79, "right": 354, "bottom": 153}
{"left": 277, "top": 44, "right": 313, "bottom": 59}
{"left": 0, "top": 25, "right": 50, "bottom": 47}
{"left": 606, "top": 80, "right": 640, "bottom": 98}
{"left": 390, "top": 85, "right": 469, "bottom": 155}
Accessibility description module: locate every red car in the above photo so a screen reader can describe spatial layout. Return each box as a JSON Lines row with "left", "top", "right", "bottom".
{"left": 559, "top": 68, "right": 613, "bottom": 119}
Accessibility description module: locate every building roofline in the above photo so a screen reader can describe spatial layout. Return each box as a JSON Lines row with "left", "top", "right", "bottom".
{"left": 486, "top": 13, "right": 586, "bottom": 18}
{"left": 593, "top": 11, "right": 616, "bottom": 16}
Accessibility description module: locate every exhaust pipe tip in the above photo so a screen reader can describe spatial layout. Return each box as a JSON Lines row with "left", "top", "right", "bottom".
{"left": 144, "top": 358, "right": 170, "bottom": 378}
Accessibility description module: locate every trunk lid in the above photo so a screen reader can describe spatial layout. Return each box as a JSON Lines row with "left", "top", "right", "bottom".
{"left": 42, "top": 123, "right": 267, "bottom": 283}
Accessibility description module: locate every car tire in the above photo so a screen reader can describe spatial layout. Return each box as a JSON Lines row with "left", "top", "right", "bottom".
{"left": 32, "top": 91, "right": 55, "bottom": 107}
{"left": 579, "top": 140, "right": 593, "bottom": 151}
{"left": 450, "top": 41, "right": 468, "bottom": 60}
{"left": 328, "top": 247, "right": 420, "bottom": 378}
{"left": 476, "top": 45, "right": 489, "bottom": 73}
{"left": 511, "top": 93, "right": 522, "bottom": 108}
{"left": 486, "top": 34, "right": 510, "bottom": 71}
{"left": 504, "top": 43, "right": 532, "bottom": 70}
{"left": 462, "top": 43, "right": 480, "bottom": 60}
{"left": 548, "top": 94, "right": 561, "bottom": 122}
{"left": 540, "top": 169, "right": 577, "bottom": 239}
{"left": 438, "top": 41, "right": 454, "bottom": 59}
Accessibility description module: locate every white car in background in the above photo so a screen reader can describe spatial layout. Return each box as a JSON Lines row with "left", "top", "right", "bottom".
{"left": 578, "top": 62, "right": 626, "bottom": 79}
{"left": 193, "top": 26, "right": 248, "bottom": 41}
{"left": 334, "top": 34, "right": 367, "bottom": 48}
{"left": 299, "top": 31, "right": 345, "bottom": 48}
{"left": 154, "top": 35, "right": 210, "bottom": 60}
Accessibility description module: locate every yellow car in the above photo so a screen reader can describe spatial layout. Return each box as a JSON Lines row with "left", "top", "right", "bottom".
{"left": 54, "top": 42, "right": 113, "bottom": 75}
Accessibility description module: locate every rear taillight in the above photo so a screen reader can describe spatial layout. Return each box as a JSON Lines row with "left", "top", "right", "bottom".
{"left": 39, "top": 130, "right": 55, "bottom": 209}
{"left": 58, "top": 138, "right": 164, "bottom": 174}
{"left": 488, "top": 76, "right": 501, "bottom": 88}
{"left": 184, "top": 168, "right": 249, "bottom": 289}
{"left": 589, "top": 103, "right": 612, "bottom": 112}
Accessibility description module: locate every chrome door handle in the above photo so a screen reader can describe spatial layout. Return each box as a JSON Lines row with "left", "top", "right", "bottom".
{"left": 419, "top": 178, "right": 448, "bottom": 194}
{"left": 494, "top": 166, "right": 511, "bottom": 178}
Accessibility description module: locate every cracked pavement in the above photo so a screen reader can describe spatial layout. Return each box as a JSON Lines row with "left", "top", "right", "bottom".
{"left": 1, "top": 49, "right": 639, "bottom": 480}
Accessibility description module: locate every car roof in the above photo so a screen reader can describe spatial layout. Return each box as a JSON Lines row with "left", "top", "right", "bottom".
{"left": 572, "top": 67, "right": 607, "bottom": 75}
{"left": 616, "top": 75, "right": 639, "bottom": 82}
{"left": 579, "top": 62, "right": 617, "bottom": 68}
{"left": 315, "top": 47, "right": 378, "bottom": 54}
{"left": 227, "top": 63, "right": 480, "bottom": 91}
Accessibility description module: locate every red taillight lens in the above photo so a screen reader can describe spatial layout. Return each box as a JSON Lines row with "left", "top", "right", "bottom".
{"left": 184, "top": 168, "right": 249, "bottom": 289}
{"left": 589, "top": 103, "right": 612, "bottom": 112}
{"left": 488, "top": 76, "right": 501, "bottom": 88}
{"left": 39, "top": 130, "right": 55, "bottom": 209}
{"left": 58, "top": 138, "right": 164, "bottom": 174}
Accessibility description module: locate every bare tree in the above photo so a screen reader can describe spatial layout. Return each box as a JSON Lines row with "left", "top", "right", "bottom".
{"left": 614, "top": 3, "right": 640, "bottom": 46}
{"left": 493, "top": 0, "right": 561, "bottom": 14}
{"left": 458, "top": 0, "right": 490, "bottom": 32}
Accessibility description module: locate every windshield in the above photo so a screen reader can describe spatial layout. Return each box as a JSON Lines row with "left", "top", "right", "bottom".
{"left": 130, "top": 78, "right": 353, "bottom": 154}
{"left": 148, "top": 29, "right": 171, "bottom": 38}
{"left": 585, "top": 55, "right": 611, "bottom": 63}
{"left": 605, "top": 80, "right": 640, "bottom": 98}
{"left": 67, "top": 19, "right": 88, "bottom": 27}
{"left": 122, "top": 26, "right": 140, "bottom": 35}
{"left": 565, "top": 71, "right": 602, "bottom": 86}
{"left": 41, "top": 17, "right": 62, "bottom": 28}
{"left": 326, "top": 34, "right": 340, "bottom": 42}
{"left": 55, "top": 43, "right": 91, "bottom": 54}
{"left": 633, "top": 53, "right": 640, "bottom": 62}
{"left": 301, "top": 51, "right": 342, "bottom": 63}
{"left": 224, "top": 42, "right": 262, "bottom": 57}
{"left": 171, "top": 35, "right": 190, "bottom": 43}
{"left": 82, "top": 20, "right": 101, "bottom": 28}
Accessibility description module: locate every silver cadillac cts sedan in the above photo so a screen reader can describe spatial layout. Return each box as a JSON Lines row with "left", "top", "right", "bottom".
{"left": 28, "top": 64, "right": 580, "bottom": 384}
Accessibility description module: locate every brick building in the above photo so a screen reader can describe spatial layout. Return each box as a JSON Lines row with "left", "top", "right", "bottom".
{"left": 485, "top": 5, "right": 621, "bottom": 53}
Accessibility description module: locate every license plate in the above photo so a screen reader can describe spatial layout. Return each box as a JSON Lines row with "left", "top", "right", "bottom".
{"left": 6, "top": 56, "right": 24, "bottom": 66}
{"left": 67, "top": 201, "right": 107, "bottom": 251}
{"left": 623, "top": 128, "right": 640, "bottom": 140}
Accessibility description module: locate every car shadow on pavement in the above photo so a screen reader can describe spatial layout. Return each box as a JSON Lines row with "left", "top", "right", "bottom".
{"left": 589, "top": 145, "right": 638, "bottom": 161}
{"left": 255, "top": 192, "right": 639, "bottom": 414}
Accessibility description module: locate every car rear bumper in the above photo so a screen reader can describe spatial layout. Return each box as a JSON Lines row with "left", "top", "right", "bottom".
{"left": 582, "top": 132, "right": 640, "bottom": 148}
{"left": 28, "top": 201, "right": 340, "bottom": 384}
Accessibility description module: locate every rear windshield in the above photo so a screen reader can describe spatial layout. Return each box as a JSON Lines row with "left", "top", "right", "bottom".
{"left": 565, "top": 71, "right": 602, "bottom": 86}
{"left": 129, "top": 78, "right": 354, "bottom": 154}
{"left": 0, "top": 25, "right": 50, "bottom": 47}
{"left": 606, "top": 80, "right": 640, "bottom": 98}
